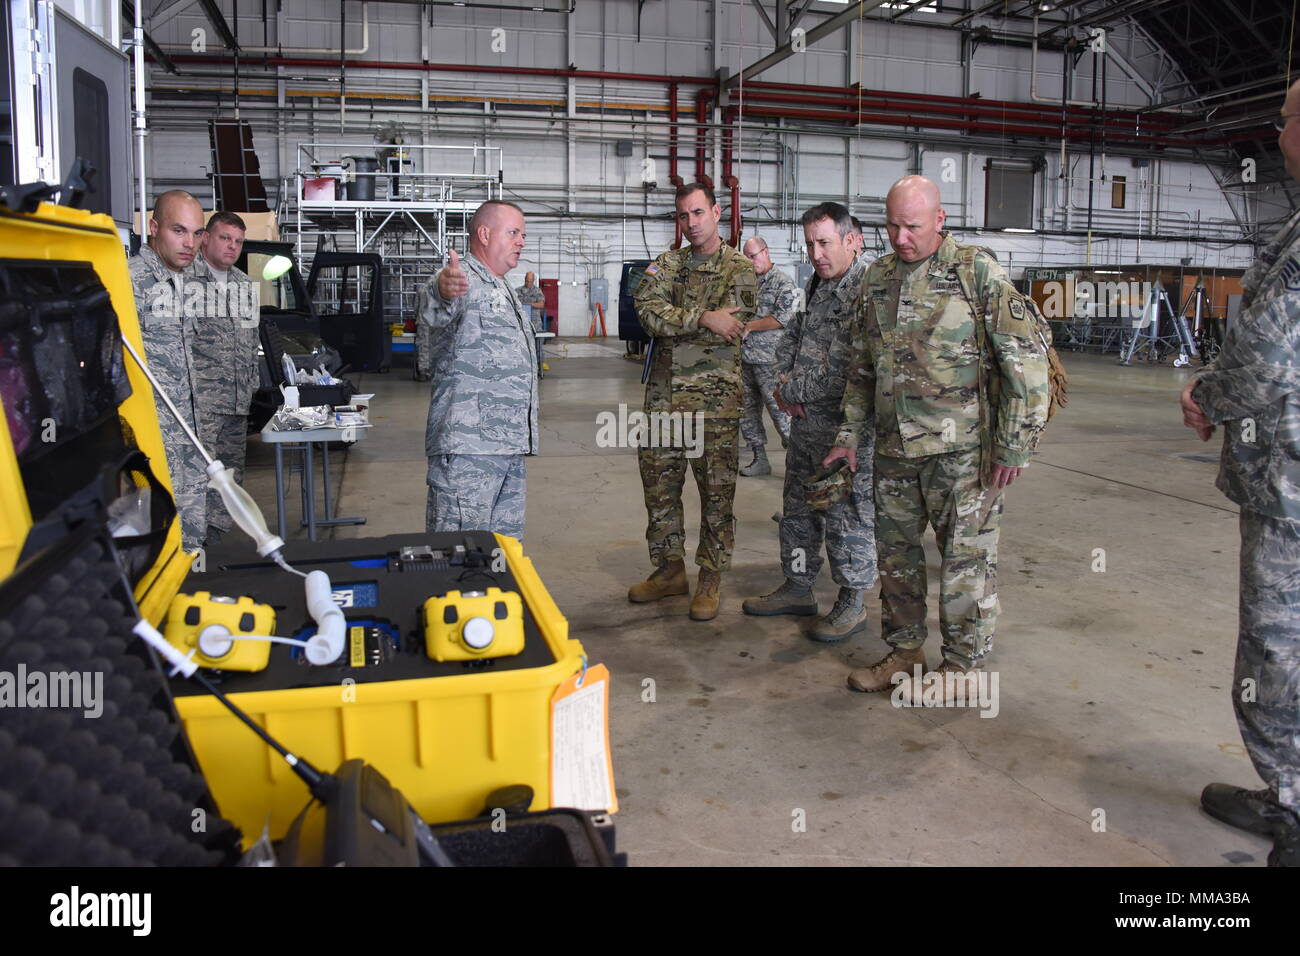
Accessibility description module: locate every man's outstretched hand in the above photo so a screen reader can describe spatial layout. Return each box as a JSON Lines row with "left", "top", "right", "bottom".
{"left": 437, "top": 248, "right": 469, "bottom": 300}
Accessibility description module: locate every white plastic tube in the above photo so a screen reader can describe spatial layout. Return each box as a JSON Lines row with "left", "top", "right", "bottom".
{"left": 303, "top": 570, "right": 346, "bottom": 666}
{"left": 206, "top": 461, "right": 286, "bottom": 558}
{"left": 134, "top": 619, "right": 198, "bottom": 678}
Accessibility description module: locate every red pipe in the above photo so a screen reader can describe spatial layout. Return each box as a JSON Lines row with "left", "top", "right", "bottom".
{"left": 160, "top": 53, "right": 1248, "bottom": 152}
{"left": 742, "top": 79, "right": 1182, "bottom": 129}
{"left": 695, "top": 88, "right": 715, "bottom": 188}
{"left": 739, "top": 104, "right": 1238, "bottom": 149}
{"left": 722, "top": 105, "right": 741, "bottom": 248}
{"left": 668, "top": 82, "right": 683, "bottom": 249}
{"left": 162, "top": 53, "right": 1206, "bottom": 140}
{"left": 736, "top": 88, "right": 1178, "bottom": 134}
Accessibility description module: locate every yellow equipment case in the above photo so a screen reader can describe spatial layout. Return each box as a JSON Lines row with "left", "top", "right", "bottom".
{"left": 0, "top": 199, "right": 620, "bottom": 866}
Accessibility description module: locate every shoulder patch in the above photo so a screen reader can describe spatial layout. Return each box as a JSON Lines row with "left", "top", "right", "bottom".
{"left": 645, "top": 263, "right": 661, "bottom": 275}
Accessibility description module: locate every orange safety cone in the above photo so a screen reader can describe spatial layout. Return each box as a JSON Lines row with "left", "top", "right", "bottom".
{"left": 587, "top": 302, "right": 608, "bottom": 337}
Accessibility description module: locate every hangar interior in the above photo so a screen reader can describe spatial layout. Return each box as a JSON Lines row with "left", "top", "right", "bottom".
{"left": 1, "top": 0, "right": 1295, "bottom": 867}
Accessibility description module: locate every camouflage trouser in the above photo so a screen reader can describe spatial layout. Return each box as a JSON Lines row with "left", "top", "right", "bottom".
{"left": 159, "top": 417, "right": 208, "bottom": 552}
{"left": 1235, "top": 508, "right": 1300, "bottom": 818}
{"left": 415, "top": 319, "right": 434, "bottom": 380}
{"left": 780, "top": 411, "right": 876, "bottom": 590}
{"left": 202, "top": 413, "right": 249, "bottom": 536}
{"left": 875, "top": 449, "right": 1003, "bottom": 668}
{"left": 740, "top": 362, "right": 791, "bottom": 450}
{"left": 426, "top": 453, "right": 526, "bottom": 540}
{"left": 638, "top": 417, "right": 739, "bottom": 572}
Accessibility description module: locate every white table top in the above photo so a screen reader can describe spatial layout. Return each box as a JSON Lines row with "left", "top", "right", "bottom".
{"left": 260, "top": 422, "right": 370, "bottom": 444}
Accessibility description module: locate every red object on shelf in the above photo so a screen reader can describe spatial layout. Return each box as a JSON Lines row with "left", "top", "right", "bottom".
{"left": 303, "top": 177, "right": 337, "bottom": 201}
{"left": 539, "top": 278, "right": 559, "bottom": 333}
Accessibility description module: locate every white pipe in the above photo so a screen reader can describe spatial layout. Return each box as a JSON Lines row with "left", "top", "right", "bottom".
{"left": 304, "top": 570, "right": 347, "bottom": 666}
{"left": 1030, "top": 13, "right": 1094, "bottom": 107}
{"left": 134, "top": 0, "right": 148, "bottom": 234}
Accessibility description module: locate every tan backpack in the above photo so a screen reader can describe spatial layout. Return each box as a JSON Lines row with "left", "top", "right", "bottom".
{"left": 954, "top": 247, "right": 1069, "bottom": 431}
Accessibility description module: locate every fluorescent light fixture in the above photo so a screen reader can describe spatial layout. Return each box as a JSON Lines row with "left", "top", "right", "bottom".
{"left": 262, "top": 255, "right": 293, "bottom": 281}
{"left": 1093, "top": 270, "right": 1121, "bottom": 274}
{"left": 1002, "top": 227, "right": 1036, "bottom": 233}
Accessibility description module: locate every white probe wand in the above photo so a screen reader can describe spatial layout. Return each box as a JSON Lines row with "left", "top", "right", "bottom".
{"left": 121, "top": 333, "right": 345, "bottom": 664}
{"left": 119, "top": 333, "right": 287, "bottom": 560}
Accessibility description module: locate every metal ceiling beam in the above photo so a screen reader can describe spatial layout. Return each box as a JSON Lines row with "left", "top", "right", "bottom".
{"left": 1143, "top": 6, "right": 1229, "bottom": 90}
{"left": 949, "top": 0, "right": 1017, "bottom": 28}
{"left": 122, "top": 1, "right": 178, "bottom": 73}
{"left": 889, "top": 0, "right": 934, "bottom": 21}
{"left": 196, "top": 0, "right": 241, "bottom": 54}
{"left": 147, "top": 0, "right": 199, "bottom": 30}
{"left": 788, "top": 0, "right": 816, "bottom": 33}
{"left": 1224, "top": 3, "right": 1286, "bottom": 71}
{"left": 725, "top": 0, "right": 889, "bottom": 89}
{"left": 750, "top": 0, "right": 778, "bottom": 41}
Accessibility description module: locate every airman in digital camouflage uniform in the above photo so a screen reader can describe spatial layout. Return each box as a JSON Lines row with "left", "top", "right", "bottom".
{"left": 128, "top": 190, "right": 209, "bottom": 552}
{"left": 193, "top": 211, "right": 260, "bottom": 544}
{"left": 825, "top": 176, "right": 1049, "bottom": 695}
{"left": 420, "top": 200, "right": 538, "bottom": 541}
{"left": 1182, "top": 79, "right": 1300, "bottom": 867}
{"left": 737, "top": 236, "right": 794, "bottom": 477}
{"left": 744, "top": 203, "right": 876, "bottom": 642}
{"left": 629, "top": 182, "right": 758, "bottom": 622}
{"left": 517, "top": 271, "right": 547, "bottom": 332}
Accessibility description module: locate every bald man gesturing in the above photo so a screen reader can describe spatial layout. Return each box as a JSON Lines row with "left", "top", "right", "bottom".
{"left": 419, "top": 200, "right": 538, "bottom": 540}
{"left": 825, "top": 176, "right": 1049, "bottom": 696}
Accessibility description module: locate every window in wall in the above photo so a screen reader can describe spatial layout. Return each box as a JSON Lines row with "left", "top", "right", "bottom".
{"left": 1111, "top": 175, "right": 1127, "bottom": 209}
{"left": 984, "top": 160, "right": 1036, "bottom": 230}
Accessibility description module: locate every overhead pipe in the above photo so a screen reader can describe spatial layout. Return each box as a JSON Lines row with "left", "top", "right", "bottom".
{"left": 731, "top": 87, "right": 1180, "bottom": 136}
{"left": 722, "top": 105, "right": 740, "bottom": 248}
{"left": 733, "top": 103, "right": 1244, "bottom": 150}
{"left": 668, "top": 82, "right": 683, "bottom": 248}
{"left": 695, "top": 87, "right": 715, "bottom": 188}
{"left": 163, "top": 52, "right": 1185, "bottom": 130}
{"left": 156, "top": 52, "right": 1254, "bottom": 148}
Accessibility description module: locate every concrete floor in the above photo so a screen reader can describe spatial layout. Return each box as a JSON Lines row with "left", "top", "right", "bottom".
{"left": 241, "top": 340, "right": 1270, "bottom": 867}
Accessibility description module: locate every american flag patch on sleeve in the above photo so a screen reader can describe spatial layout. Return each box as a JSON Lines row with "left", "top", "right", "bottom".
{"left": 645, "top": 263, "right": 661, "bottom": 275}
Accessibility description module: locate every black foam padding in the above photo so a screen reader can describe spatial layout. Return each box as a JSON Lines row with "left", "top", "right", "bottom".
{"left": 0, "top": 527, "right": 241, "bottom": 865}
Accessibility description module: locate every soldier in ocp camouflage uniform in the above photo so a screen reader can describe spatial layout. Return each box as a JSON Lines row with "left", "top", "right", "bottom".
{"left": 629, "top": 182, "right": 757, "bottom": 622}
{"left": 744, "top": 203, "right": 877, "bottom": 642}
{"left": 193, "top": 211, "right": 260, "bottom": 543}
{"left": 825, "top": 176, "right": 1049, "bottom": 695}
{"left": 1182, "top": 79, "right": 1300, "bottom": 867}
{"left": 420, "top": 201, "right": 537, "bottom": 541}
{"left": 128, "top": 190, "right": 210, "bottom": 552}
{"left": 737, "top": 236, "right": 794, "bottom": 476}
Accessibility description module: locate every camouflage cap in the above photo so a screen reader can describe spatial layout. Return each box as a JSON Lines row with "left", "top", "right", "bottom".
{"left": 803, "top": 458, "right": 853, "bottom": 512}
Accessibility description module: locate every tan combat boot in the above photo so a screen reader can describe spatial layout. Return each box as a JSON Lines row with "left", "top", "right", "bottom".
{"left": 846, "top": 645, "right": 927, "bottom": 693}
{"left": 628, "top": 559, "right": 689, "bottom": 603}
{"left": 689, "top": 570, "right": 722, "bottom": 621}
